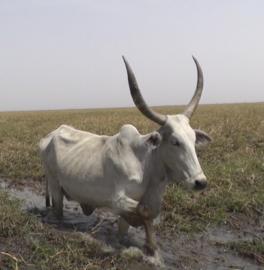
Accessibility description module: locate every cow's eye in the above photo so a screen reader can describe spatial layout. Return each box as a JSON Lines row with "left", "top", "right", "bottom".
{"left": 171, "top": 138, "right": 181, "bottom": 147}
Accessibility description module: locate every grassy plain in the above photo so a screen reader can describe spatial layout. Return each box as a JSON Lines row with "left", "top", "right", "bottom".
{"left": 0, "top": 103, "right": 263, "bottom": 268}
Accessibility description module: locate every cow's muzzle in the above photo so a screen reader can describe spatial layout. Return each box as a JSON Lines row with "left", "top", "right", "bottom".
{"left": 194, "top": 179, "right": 207, "bottom": 190}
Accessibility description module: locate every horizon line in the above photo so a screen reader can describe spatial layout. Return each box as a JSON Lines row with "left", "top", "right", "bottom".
{"left": 0, "top": 101, "right": 263, "bottom": 113}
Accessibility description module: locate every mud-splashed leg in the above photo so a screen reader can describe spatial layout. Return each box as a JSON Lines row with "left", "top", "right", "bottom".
{"left": 143, "top": 219, "right": 157, "bottom": 256}
{"left": 44, "top": 189, "right": 63, "bottom": 224}
{"left": 50, "top": 184, "right": 63, "bottom": 220}
{"left": 118, "top": 217, "right": 131, "bottom": 246}
{"left": 45, "top": 177, "right": 50, "bottom": 208}
{"left": 52, "top": 195, "right": 63, "bottom": 219}
{"left": 44, "top": 169, "right": 63, "bottom": 220}
{"left": 45, "top": 194, "right": 50, "bottom": 208}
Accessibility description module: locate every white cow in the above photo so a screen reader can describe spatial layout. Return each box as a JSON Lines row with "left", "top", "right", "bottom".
{"left": 39, "top": 56, "right": 212, "bottom": 255}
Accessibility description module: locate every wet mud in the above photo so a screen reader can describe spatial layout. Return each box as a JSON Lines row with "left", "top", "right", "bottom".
{"left": 1, "top": 179, "right": 263, "bottom": 270}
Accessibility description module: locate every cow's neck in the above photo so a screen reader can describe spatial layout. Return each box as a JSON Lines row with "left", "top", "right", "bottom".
{"left": 139, "top": 146, "right": 168, "bottom": 219}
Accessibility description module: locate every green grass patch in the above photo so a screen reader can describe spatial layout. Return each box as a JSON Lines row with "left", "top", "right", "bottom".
{"left": 225, "top": 240, "right": 264, "bottom": 264}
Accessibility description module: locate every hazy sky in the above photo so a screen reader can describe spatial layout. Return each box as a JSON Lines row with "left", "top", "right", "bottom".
{"left": 0, "top": 0, "right": 263, "bottom": 111}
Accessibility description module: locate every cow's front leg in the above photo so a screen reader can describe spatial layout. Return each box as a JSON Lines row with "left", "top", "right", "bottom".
{"left": 137, "top": 203, "right": 159, "bottom": 255}
{"left": 114, "top": 192, "right": 144, "bottom": 228}
{"left": 143, "top": 219, "right": 157, "bottom": 255}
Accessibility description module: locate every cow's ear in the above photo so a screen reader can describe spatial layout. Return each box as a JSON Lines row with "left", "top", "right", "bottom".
{"left": 195, "top": 129, "right": 212, "bottom": 147}
{"left": 146, "top": 132, "right": 162, "bottom": 149}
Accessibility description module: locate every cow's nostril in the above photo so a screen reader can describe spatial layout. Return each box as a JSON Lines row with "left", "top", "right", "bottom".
{"left": 194, "top": 180, "right": 207, "bottom": 190}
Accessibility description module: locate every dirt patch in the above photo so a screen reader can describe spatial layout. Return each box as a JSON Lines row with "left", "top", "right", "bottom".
{"left": 1, "top": 178, "right": 263, "bottom": 270}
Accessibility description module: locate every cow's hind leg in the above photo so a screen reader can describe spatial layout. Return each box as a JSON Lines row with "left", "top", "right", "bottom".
{"left": 48, "top": 176, "right": 64, "bottom": 220}
{"left": 51, "top": 190, "right": 63, "bottom": 219}
{"left": 117, "top": 217, "right": 130, "bottom": 245}
{"left": 118, "top": 217, "right": 129, "bottom": 238}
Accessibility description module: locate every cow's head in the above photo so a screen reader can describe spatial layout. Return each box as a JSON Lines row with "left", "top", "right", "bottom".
{"left": 123, "top": 56, "right": 212, "bottom": 190}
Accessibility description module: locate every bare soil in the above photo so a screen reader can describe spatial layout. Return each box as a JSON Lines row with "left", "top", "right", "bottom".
{"left": 1, "top": 178, "right": 263, "bottom": 270}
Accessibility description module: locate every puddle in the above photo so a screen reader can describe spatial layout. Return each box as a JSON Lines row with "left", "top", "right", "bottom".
{"left": 208, "top": 224, "right": 263, "bottom": 244}
{"left": 1, "top": 178, "right": 263, "bottom": 270}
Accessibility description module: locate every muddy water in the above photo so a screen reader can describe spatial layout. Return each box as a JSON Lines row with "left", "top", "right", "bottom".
{"left": 1, "top": 179, "right": 263, "bottom": 270}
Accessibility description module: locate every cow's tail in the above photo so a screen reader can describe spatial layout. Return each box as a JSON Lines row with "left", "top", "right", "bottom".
{"left": 45, "top": 176, "right": 51, "bottom": 208}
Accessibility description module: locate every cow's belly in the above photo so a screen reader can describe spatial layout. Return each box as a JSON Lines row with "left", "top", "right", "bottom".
{"left": 58, "top": 174, "right": 115, "bottom": 207}
{"left": 58, "top": 172, "right": 147, "bottom": 208}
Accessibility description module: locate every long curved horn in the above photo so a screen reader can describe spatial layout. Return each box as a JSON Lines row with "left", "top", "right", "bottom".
{"left": 122, "top": 56, "right": 167, "bottom": 125}
{"left": 183, "top": 56, "right": 204, "bottom": 119}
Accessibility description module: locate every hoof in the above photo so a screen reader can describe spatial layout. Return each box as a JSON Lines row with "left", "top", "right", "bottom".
{"left": 43, "top": 209, "right": 63, "bottom": 224}
{"left": 118, "top": 235, "right": 130, "bottom": 247}
{"left": 144, "top": 243, "right": 157, "bottom": 256}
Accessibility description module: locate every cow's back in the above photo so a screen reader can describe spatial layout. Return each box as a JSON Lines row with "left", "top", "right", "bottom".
{"left": 39, "top": 125, "right": 107, "bottom": 172}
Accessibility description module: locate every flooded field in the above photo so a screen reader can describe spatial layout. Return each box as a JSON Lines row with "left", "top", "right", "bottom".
{"left": 0, "top": 104, "right": 263, "bottom": 269}
{"left": 1, "top": 178, "right": 263, "bottom": 270}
